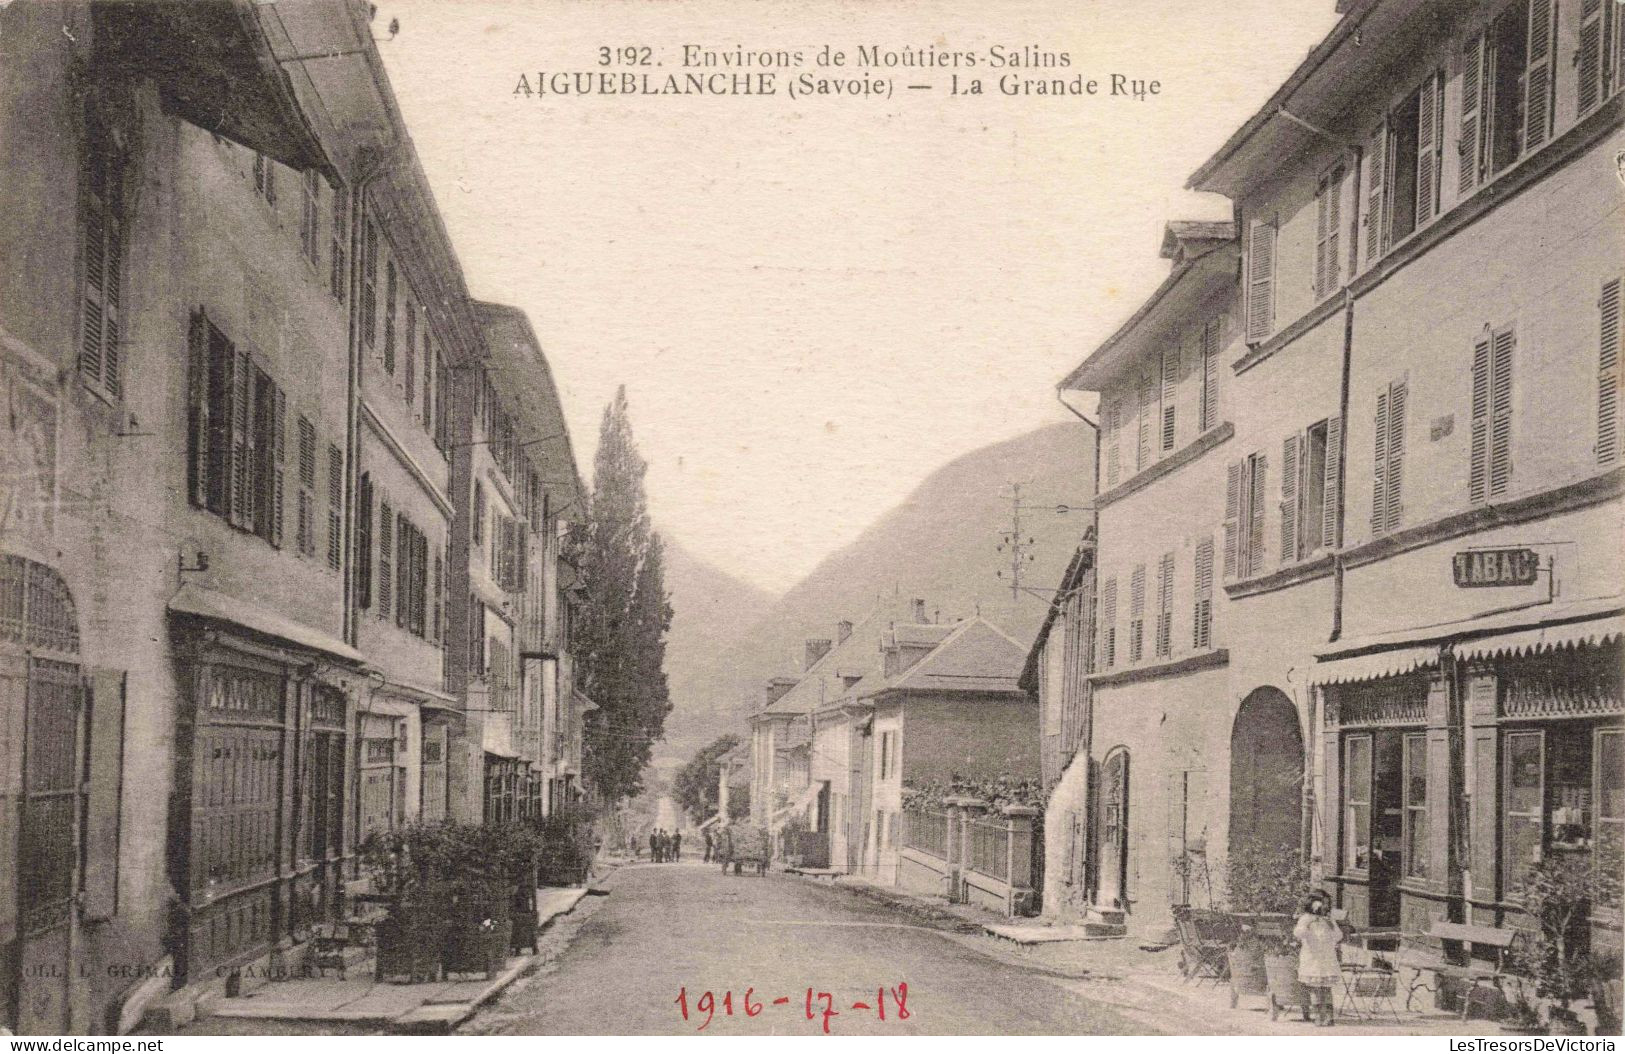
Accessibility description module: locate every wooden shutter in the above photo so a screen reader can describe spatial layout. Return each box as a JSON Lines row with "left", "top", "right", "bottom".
{"left": 404, "top": 302, "right": 417, "bottom": 404}
{"left": 1489, "top": 327, "right": 1515, "bottom": 497}
{"left": 1104, "top": 398, "right": 1121, "bottom": 488}
{"left": 1246, "top": 218, "right": 1276, "bottom": 342}
{"left": 397, "top": 511, "right": 410, "bottom": 628}
{"left": 1417, "top": 73, "right": 1443, "bottom": 225}
{"left": 82, "top": 668, "right": 126, "bottom": 921}
{"left": 1384, "top": 382, "right": 1407, "bottom": 532}
{"left": 432, "top": 547, "right": 443, "bottom": 643}
{"left": 327, "top": 444, "right": 344, "bottom": 571}
{"left": 1247, "top": 454, "right": 1267, "bottom": 575}
{"left": 1325, "top": 166, "right": 1342, "bottom": 290}
{"left": 1201, "top": 319, "right": 1220, "bottom": 430}
{"left": 383, "top": 261, "right": 398, "bottom": 374}
{"left": 1322, "top": 415, "right": 1342, "bottom": 550}
{"left": 330, "top": 186, "right": 349, "bottom": 302}
{"left": 1280, "top": 433, "right": 1302, "bottom": 563}
{"left": 357, "top": 473, "right": 373, "bottom": 608}
{"left": 378, "top": 496, "right": 394, "bottom": 618}
{"left": 473, "top": 481, "right": 485, "bottom": 545}
{"left": 1100, "top": 578, "right": 1117, "bottom": 668}
{"left": 1223, "top": 460, "right": 1242, "bottom": 579}
{"left": 1364, "top": 122, "right": 1388, "bottom": 266}
{"left": 1459, "top": 34, "right": 1486, "bottom": 196}
{"left": 1137, "top": 371, "right": 1155, "bottom": 470}
{"left": 1161, "top": 344, "right": 1180, "bottom": 451}
{"left": 270, "top": 386, "right": 286, "bottom": 549}
{"left": 1600, "top": 278, "right": 1622, "bottom": 465}
{"left": 1156, "top": 551, "right": 1174, "bottom": 656}
{"left": 363, "top": 220, "right": 378, "bottom": 346}
{"left": 1193, "top": 537, "right": 1214, "bottom": 650}
{"left": 1524, "top": 0, "right": 1555, "bottom": 152}
{"left": 1469, "top": 332, "right": 1492, "bottom": 502}
{"left": 80, "top": 131, "right": 124, "bottom": 399}
{"left": 1580, "top": 0, "right": 1606, "bottom": 115}
{"left": 228, "top": 347, "right": 255, "bottom": 529}
{"left": 1373, "top": 386, "right": 1391, "bottom": 533}
{"left": 188, "top": 310, "right": 211, "bottom": 506}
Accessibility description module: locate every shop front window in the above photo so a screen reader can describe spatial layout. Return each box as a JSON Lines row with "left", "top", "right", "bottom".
{"left": 1502, "top": 723, "right": 1617, "bottom": 902}
{"left": 1344, "top": 734, "right": 1372, "bottom": 872}
{"left": 1504, "top": 731, "right": 1545, "bottom": 893}
{"left": 1403, "top": 733, "right": 1429, "bottom": 879}
{"left": 1598, "top": 729, "right": 1623, "bottom": 912}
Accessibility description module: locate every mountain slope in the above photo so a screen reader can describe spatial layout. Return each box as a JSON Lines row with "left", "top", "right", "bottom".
{"left": 661, "top": 420, "right": 1094, "bottom": 756}
{"left": 658, "top": 538, "right": 779, "bottom": 760}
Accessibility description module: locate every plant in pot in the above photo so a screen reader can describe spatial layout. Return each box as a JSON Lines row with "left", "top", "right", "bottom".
{"left": 435, "top": 823, "right": 519, "bottom": 978}
{"left": 1514, "top": 856, "right": 1594, "bottom": 1035}
{"left": 361, "top": 824, "right": 452, "bottom": 983}
{"left": 1224, "top": 837, "right": 1310, "bottom": 1012}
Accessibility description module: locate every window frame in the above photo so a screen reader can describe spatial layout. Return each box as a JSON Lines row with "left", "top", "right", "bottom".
{"left": 1343, "top": 733, "right": 1374, "bottom": 876}
{"left": 1402, "top": 732, "right": 1430, "bottom": 880}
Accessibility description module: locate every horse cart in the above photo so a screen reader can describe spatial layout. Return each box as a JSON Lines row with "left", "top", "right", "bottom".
{"left": 719, "top": 823, "right": 769, "bottom": 876}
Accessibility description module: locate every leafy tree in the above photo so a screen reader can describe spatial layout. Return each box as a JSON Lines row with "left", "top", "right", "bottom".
{"left": 727, "top": 785, "right": 751, "bottom": 822}
{"left": 673, "top": 734, "right": 740, "bottom": 821}
{"left": 573, "top": 386, "right": 674, "bottom": 804}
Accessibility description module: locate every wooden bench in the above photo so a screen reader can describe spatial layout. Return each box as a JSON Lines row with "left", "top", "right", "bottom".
{"left": 1394, "top": 921, "right": 1524, "bottom": 1019}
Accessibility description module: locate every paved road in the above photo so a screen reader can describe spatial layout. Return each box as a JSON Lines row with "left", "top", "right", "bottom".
{"left": 466, "top": 862, "right": 1163, "bottom": 1036}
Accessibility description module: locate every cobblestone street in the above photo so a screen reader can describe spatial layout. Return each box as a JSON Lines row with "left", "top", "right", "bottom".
{"left": 466, "top": 863, "right": 1164, "bottom": 1036}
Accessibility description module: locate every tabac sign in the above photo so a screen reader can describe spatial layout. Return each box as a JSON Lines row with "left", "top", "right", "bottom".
{"left": 1453, "top": 547, "right": 1541, "bottom": 588}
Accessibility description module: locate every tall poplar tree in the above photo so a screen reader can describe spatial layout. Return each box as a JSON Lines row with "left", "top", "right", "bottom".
{"left": 573, "top": 386, "right": 673, "bottom": 804}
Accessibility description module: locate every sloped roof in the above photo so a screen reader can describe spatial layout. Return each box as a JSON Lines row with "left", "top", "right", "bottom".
{"left": 850, "top": 617, "right": 1028, "bottom": 702}
{"left": 755, "top": 596, "right": 927, "bottom": 718}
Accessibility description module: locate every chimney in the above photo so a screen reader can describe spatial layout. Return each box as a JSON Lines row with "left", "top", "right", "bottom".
{"left": 804, "top": 638, "right": 833, "bottom": 670}
{"left": 836, "top": 620, "right": 853, "bottom": 644}
{"left": 912, "top": 598, "right": 927, "bottom": 623}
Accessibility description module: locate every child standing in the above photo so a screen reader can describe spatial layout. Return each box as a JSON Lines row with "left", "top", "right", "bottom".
{"left": 1294, "top": 890, "right": 1343, "bottom": 1026}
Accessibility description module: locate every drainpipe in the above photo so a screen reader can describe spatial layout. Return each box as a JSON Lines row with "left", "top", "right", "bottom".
{"left": 1329, "top": 143, "right": 1363, "bottom": 643}
{"left": 342, "top": 153, "right": 390, "bottom": 648}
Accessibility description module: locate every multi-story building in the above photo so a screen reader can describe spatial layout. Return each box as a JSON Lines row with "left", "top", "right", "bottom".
{"left": 0, "top": 0, "right": 588, "bottom": 1033}
{"left": 1053, "top": 222, "right": 1242, "bottom": 932}
{"left": 1044, "top": 0, "right": 1623, "bottom": 947}
{"left": 446, "top": 304, "right": 584, "bottom": 824}
{"left": 1184, "top": 0, "right": 1623, "bottom": 944}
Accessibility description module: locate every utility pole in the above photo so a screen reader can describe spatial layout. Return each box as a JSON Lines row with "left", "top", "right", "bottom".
{"left": 996, "top": 483, "right": 1036, "bottom": 601}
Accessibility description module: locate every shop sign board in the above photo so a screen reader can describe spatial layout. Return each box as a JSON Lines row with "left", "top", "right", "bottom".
{"left": 1452, "top": 547, "right": 1541, "bottom": 588}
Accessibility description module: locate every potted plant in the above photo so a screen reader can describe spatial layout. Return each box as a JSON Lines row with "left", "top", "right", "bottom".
{"left": 1224, "top": 838, "right": 1310, "bottom": 1010}
{"left": 1514, "top": 856, "right": 1594, "bottom": 1035}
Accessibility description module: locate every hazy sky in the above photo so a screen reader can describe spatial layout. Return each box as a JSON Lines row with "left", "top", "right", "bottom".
{"left": 377, "top": 0, "right": 1340, "bottom": 594}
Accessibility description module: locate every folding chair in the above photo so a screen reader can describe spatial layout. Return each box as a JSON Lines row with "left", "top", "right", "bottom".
{"left": 1338, "top": 945, "right": 1402, "bottom": 1024}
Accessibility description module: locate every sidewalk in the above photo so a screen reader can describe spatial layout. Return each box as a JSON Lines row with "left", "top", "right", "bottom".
{"left": 792, "top": 869, "right": 1522, "bottom": 1036}
{"left": 199, "top": 886, "right": 593, "bottom": 1034}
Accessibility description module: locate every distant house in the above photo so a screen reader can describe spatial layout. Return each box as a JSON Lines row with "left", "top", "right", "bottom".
{"left": 809, "top": 615, "right": 1037, "bottom": 884}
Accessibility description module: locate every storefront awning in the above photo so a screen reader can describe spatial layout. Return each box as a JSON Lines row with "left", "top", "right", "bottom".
{"left": 169, "top": 582, "right": 365, "bottom": 665}
{"left": 1454, "top": 613, "right": 1624, "bottom": 663}
{"left": 1307, "top": 646, "right": 1438, "bottom": 686}
{"left": 771, "top": 782, "right": 821, "bottom": 830}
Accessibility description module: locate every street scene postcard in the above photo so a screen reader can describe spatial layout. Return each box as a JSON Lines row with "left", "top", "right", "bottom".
{"left": 1, "top": 0, "right": 1623, "bottom": 1044}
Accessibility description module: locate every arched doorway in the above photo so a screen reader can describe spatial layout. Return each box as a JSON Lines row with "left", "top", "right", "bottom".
{"left": 1, "top": 556, "right": 82, "bottom": 1034}
{"left": 1228, "top": 687, "right": 1304, "bottom": 862}
{"left": 1095, "top": 747, "right": 1130, "bottom": 909}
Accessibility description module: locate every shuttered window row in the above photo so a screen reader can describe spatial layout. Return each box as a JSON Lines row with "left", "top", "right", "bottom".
{"left": 1469, "top": 326, "right": 1515, "bottom": 504}
{"left": 1372, "top": 382, "right": 1407, "bottom": 535}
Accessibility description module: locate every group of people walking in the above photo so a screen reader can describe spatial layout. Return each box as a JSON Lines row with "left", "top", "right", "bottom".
{"left": 646, "top": 828, "right": 682, "bottom": 862}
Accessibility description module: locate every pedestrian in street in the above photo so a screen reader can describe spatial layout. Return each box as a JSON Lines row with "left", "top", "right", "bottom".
{"left": 672, "top": 830, "right": 682, "bottom": 862}
{"left": 649, "top": 829, "right": 659, "bottom": 863}
{"left": 703, "top": 828, "right": 713, "bottom": 863}
{"left": 1294, "top": 890, "right": 1343, "bottom": 1027}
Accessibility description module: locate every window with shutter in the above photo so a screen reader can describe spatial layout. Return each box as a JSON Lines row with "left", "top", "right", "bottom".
{"left": 1155, "top": 552, "right": 1173, "bottom": 658}
{"left": 1372, "top": 382, "right": 1406, "bottom": 534}
{"left": 1300, "top": 420, "right": 1329, "bottom": 555}
{"left": 188, "top": 312, "right": 210, "bottom": 507}
{"left": 1373, "top": 387, "right": 1391, "bottom": 534}
{"left": 300, "top": 170, "right": 320, "bottom": 264}
{"left": 357, "top": 473, "right": 373, "bottom": 608}
{"left": 327, "top": 444, "right": 343, "bottom": 571}
{"left": 1104, "top": 397, "right": 1121, "bottom": 489}
{"left": 422, "top": 330, "right": 434, "bottom": 430}
{"left": 435, "top": 358, "right": 452, "bottom": 454}
{"left": 1160, "top": 345, "right": 1180, "bottom": 452}
{"left": 1200, "top": 317, "right": 1220, "bottom": 430}
{"left": 80, "top": 111, "right": 126, "bottom": 400}
{"left": 251, "top": 370, "right": 282, "bottom": 547}
{"left": 1486, "top": 1, "right": 1533, "bottom": 176}
{"left": 1314, "top": 165, "right": 1345, "bottom": 299}
{"left": 1246, "top": 218, "right": 1276, "bottom": 342}
{"left": 362, "top": 219, "right": 378, "bottom": 347}
{"left": 1247, "top": 452, "right": 1267, "bottom": 575}
{"left": 1579, "top": 0, "right": 1606, "bottom": 114}
{"left": 432, "top": 548, "right": 443, "bottom": 645}
{"left": 1524, "top": 0, "right": 1555, "bottom": 152}
{"left": 1470, "top": 327, "right": 1515, "bottom": 502}
{"left": 1363, "top": 120, "right": 1388, "bottom": 266}
{"left": 1100, "top": 578, "right": 1117, "bottom": 669}
{"left": 404, "top": 302, "right": 417, "bottom": 405}
{"left": 1137, "top": 371, "right": 1156, "bottom": 471}
{"left": 1459, "top": 34, "right": 1486, "bottom": 196}
{"left": 1322, "top": 415, "right": 1342, "bottom": 551}
{"left": 473, "top": 480, "right": 486, "bottom": 545}
{"left": 1193, "top": 537, "right": 1214, "bottom": 651}
{"left": 1129, "top": 564, "right": 1145, "bottom": 663}
{"left": 229, "top": 346, "right": 257, "bottom": 531}
{"left": 378, "top": 497, "right": 394, "bottom": 618}
{"left": 1600, "top": 278, "right": 1622, "bottom": 465}
{"left": 330, "top": 184, "right": 348, "bottom": 301}
{"left": 383, "top": 261, "right": 398, "bottom": 375}
{"left": 1223, "top": 459, "right": 1242, "bottom": 580}
{"left": 1414, "top": 73, "right": 1443, "bottom": 227}
{"left": 1281, "top": 432, "right": 1302, "bottom": 563}
{"left": 397, "top": 511, "right": 410, "bottom": 629}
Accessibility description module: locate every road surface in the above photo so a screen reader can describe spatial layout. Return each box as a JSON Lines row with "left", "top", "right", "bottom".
{"left": 466, "top": 861, "right": 1164, "bottom": 1035}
